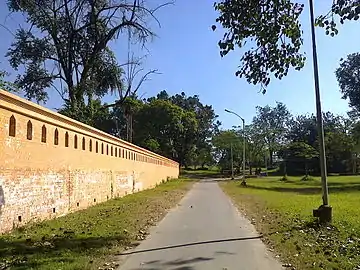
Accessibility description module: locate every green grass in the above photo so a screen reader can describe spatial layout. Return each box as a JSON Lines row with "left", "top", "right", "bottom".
{"left": 180, "top": 168, "right": 223, "bottom": 179}
{"left": 0, "top": 179, "right": 193, "bottom": 270}
{"left": 220, "top": 176, "right": 360, "bottom": 270}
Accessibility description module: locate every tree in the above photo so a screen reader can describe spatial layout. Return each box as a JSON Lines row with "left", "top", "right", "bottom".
{"left": 104, "top": 30, "right": 161, "bottom": 142}
{"left": 350, "top": 121, "right": 360, "bottom": 173}
{"left": 59, "top": 98, "right": 114, "bottom": 132}
{"left": 0, "top": 70, "right": 17, "bottom": 92}
{"left": 169, "top": 91, "right": 221, "bottom": 167}
{"left": 279, "top": 142, "right": 318, "bottom": 176}
{"left": 286, "top": 112, "right": 356, "bottom": 174}
{"left": 144, "top": 91, "right": 220, "bottom": 167}
{"left": 287, "top": 114, "right": 318, "bottom": 146}
{"left": 252, "top": 102, "right": 291, "bottom": 166}
{"left": 6, "top": 0, "right": 166, "bottom": 114}
{"left": 244, "top": 124, "right": 267, "bottom": 174}
{"left": 132, "top": 98, "right": 198, "bottom": 166}
{"left": 212, "top": 0, "right": 359, "bottom": 92}
{"left": 212, "top": 130, "right": 243, "bottom": 171}
{"left": 325, "top": 129, "right": 354, "bottom": 173}
{"left": 336, "top": 53, "right": 360, "bottom": 113}
{"left": 194, "top": 146, "right": 214, "bottom": 169}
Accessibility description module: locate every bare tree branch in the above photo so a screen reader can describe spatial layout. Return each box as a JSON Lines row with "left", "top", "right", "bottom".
{"left": 0, "top": 23, "right": 15, "bottom": 36}
{"left": 133, "top": 69, "right": 160, "bottom": 93}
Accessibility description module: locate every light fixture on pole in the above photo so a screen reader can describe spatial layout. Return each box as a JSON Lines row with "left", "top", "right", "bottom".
{"left": 309, "top": 0, "right": 332, "bottom": 223}
{"left": 225, "top": 109, "right": 246, "bottom": 184}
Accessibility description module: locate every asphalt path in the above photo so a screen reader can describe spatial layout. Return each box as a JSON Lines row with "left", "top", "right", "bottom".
{"left": 117, "top": 180, "right": 283, "bottom": 270}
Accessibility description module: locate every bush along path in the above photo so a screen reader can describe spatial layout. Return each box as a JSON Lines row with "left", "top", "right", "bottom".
{"left": 220, "top": 176, "right": 360, "bottom": 270}
{"left": 0, "top": 179, "right": 194, "bottom": 270}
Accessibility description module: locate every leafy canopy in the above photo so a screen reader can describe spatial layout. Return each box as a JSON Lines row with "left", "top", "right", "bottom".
{"left": 213, "top": 0, "right": 360, "bottom": 92}
{"left": 336, "top": 53, "right": 360, "bottom": 114}
{"left": 253, "top": 102, "right": 291, "bottom": 165}
{"left": 6, "top": 0, "right": 159, "bottom": 109}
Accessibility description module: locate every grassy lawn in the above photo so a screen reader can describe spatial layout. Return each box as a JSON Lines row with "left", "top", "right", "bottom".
{"left": 220, "top": 176, "right": 360, "bottom": 270}
{"left": 0, "top": 179, "right": 193, "bottom": 270}
{"left": 180, "top": 168, "right": 223, "bottom": 179}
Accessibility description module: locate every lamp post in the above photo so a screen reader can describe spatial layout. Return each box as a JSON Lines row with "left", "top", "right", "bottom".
{"left": 309, "top": 0, "right": 332, "bottom": 223}
{"left": 231, "top": 142, "right": 234, "bottom": 180}
{"left": 225, "top": 109, "right": 246, "bottom": 184}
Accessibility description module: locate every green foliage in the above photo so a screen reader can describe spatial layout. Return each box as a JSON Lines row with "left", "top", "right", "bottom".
{"left": 135, "top": 91, "right": 219, "bottom": 167}
{"left": 0, "top": 70, "right": 17, "bottom": 92}
{"left": 5, "top": 0, "right": 156, "bottom": 110}
{"left": 280, "top": 142, "right": 318, "bottom": 176}
{"left": 212, "top": 130, "right": 243, "bottom": 170}
{"left": 213, "top": 0, "right": 360, "bottom": 92}
{"left": 287, "top": 114, "right": 318, "bottom": 146}
{"left": 212, "top": 103, "right": 290, "bottom": 173}
{"left": 218, "top": 105, "right": 360, "bottom": 175}
{"left": 316, "top": 1, "right": 360, "bottom": 35}
{"left": 213, "top": 0, "right": 305, "bottom": 92}
{"left": 282, "top": 142, "right": 319, "bottom": 161}
{"left": 58, "top": 90, "right": 218, "bottom": 167}
{"left": 194, "top": 146, "right": 214, "bottom": 168}
{"left": 283, "top": 112, "right": 356, "bottom": 175}
{"left": 253, "top": 102, "right": 291, "bottom": 165}
{"left": 58, "top": 99, "right": 115, "bottom": 133}
{"left": 143, "top": 138, "right": 160, "bottom": 152}
{"left": 134, "top": 98, "right": 198, "bottom": 166}
{"left": 336, "top": 53, "right": 360, "bottom": 113}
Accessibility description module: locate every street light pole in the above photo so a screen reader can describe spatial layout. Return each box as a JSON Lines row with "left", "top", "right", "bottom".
{"left": 309, "top": 0, "right": 332, "bottom": 223}
{"left": 231, "top": 142, "right": 234, "bottom": 180}
{"left": 241, "top": 117, "right": 245, "bottom": 181}
{"left": 225, "top": 109, "right": 246, "bottom": 184}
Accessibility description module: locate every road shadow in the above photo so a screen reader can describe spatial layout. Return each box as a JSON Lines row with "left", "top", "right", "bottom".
{"left": 0, "top": 234, "right": 128, "bottom": 269}
{"left": 126, "top": 220, "right": 337, "bottom": 270}
{"left": 119, "top": 235, "right": 262, "bottom": 256}
{"left": 245, "top": 183, "right": 360, "bottom": 194}
{"left": 130, "top": 253, "right": 234, "bottom": 270}
{"left": 164, "top": 257, "right": 213, "bottom": 266}
{"left": 130, "top": 266, "right": 196, "bottom": 270}
{"left": 172, "top": 267, "right": 196, "bottom": 270}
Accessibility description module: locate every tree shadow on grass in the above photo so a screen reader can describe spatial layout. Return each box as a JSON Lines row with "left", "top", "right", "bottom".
{"left": 289, "top": 179, "right": 360, "bottom": 187}
{"left": 181, "top": 172, "right": 225, "bottom": 179}
{"left": 0, "top": 234, "right": 129, "bottom": 269}
{"left": 244, "top": 183, "right": 360, "bottom": 194}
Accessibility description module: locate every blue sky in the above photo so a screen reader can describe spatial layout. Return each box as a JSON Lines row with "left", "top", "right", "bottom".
{"left": 0, "top": 1, "right": 358, "bottom": 129}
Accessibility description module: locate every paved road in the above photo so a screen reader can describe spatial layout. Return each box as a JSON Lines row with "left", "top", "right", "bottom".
{"left": 117, "top": 180, "right": 283, "bottom": 270}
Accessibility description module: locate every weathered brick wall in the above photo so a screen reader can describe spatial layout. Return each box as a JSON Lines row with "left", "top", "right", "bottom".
{"left": 0, "top": 90, "right": 179, "bottom": 233}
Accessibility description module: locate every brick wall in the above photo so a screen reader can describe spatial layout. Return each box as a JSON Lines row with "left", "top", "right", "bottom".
{"left": 0, "top": 90, "right": 179, "bottom": 234}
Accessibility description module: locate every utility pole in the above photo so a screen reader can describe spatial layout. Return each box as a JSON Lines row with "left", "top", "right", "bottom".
{"left": 231, "top": 142, "right": 234, "bottom": 180}
{"left": 309, "top": 0, "right": 332, "bottom": 223}
{"left": 225, "top": 109, "right": 246, "bottom": 185}
{"left": 241, "top": 117, "right": 246, "bottom": 181}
